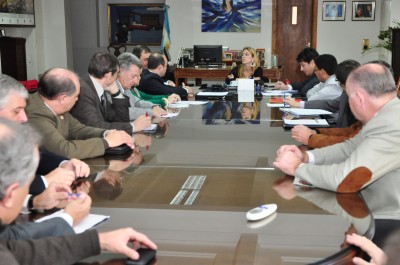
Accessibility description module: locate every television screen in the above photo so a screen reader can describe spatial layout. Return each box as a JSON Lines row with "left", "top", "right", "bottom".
{"left": 194, "top": 45, "right": 223, "bottom": 65}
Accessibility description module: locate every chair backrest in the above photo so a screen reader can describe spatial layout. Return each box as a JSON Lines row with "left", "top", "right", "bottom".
{"left": 107, "top": 44, "right": 127, "bottom": 57}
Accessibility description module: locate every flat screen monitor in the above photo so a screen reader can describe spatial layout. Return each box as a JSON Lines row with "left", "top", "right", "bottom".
{"left": 194, "top": 45, "right": 223, "bottom": 65}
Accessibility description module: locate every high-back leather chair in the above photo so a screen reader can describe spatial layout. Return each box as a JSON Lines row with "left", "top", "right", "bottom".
{"left": 107, "top": 44, "right": 127, "bottom": 57}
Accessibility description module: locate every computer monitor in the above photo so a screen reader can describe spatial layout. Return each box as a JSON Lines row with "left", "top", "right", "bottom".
{"left": 193, "top": 45, "right": 223, "bottom": 65}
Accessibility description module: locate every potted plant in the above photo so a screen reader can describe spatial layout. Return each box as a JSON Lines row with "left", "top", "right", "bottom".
{"left": 363, "top": 20, "right": 400, "bottom": 53}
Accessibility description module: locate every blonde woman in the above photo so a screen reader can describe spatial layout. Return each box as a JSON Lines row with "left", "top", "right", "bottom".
{"left": 225, "top": 47, "right": 264, "bottom": 84}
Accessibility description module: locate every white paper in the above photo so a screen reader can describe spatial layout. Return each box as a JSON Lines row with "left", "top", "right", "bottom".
{"left": 186, "top": 101, "right": 209, "bottom": 105}
{"left": 237, "top": 79, "right": 254, "bottom": 102}
{"left": 160, "top": 112, "right": 180, "bottom": 118}
{"left": 35, "top": 210, "right": 110, "bottom": 234}
{"left": 265, "top": 82, "right": 277, "bottom": 87}
{"left": 280, "top": 108, "right": 333, "bottom": 116}
{"left": 168, "top": 102, "right": 190, "bottom": 108}
{"left": 283, "top": 118, "right": 329, "bottom": 126}
{"left": 262, "top": 90, "right": 297, "bottom": 96}
{"left": 267, "top": 103, "right": 286, "bottom": 108}
{"left": 196, "top": 92, "right": 228, "bottom": 96}
{"left": 143, "top": 124, "right": 157, "bottom": 131}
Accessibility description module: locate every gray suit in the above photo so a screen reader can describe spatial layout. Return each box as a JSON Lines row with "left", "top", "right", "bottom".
{"left": 0, "top": 218, "right": 74, "bottom": 240}
{"left": 304, "top": 91, "right": 357, "bottom": 128}
{"left": 296, "top": 97, "right": 400, "bottom": 192}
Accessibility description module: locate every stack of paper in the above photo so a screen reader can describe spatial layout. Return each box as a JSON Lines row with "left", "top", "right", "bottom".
{"left": 283, "top": 118, "right": 329, "bottom": 126}
{"left": 280, "top": 108, "right": 333, "bottom": 116}
{"left": 35, "top": 210, "right": 110, "bottom": 234}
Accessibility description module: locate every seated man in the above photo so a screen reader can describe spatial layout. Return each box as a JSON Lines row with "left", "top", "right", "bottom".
{"left": 116, "top": 52, "right": 168, "bottom": 119}
{"left": 70, "top": 52, "right": 151, "bottom": 134}
{"left": 286, "top": 59, "right": 360, "bottom": 127}
{"left": 273, "top": 63, "right": 400, "bottom": 193}
{"left": 137, "top": 52, "right": 193, "bottom": 98}
{"left": 304, "top": 54, "right": 342, "bottom": 101}
{"left": 275, "top": 47, "right": 319, "bottom": 97}
{"left": 26, "top": 68, "right": 135, "bottom": 159}
{"left": 132, "top": 44, "right": 151, "bottom": 70}
{"left": 0, "top": 118, "right": 157, "bottom": 264}
{"left": 0, "top": 74, "right": 90, "bottom": 236}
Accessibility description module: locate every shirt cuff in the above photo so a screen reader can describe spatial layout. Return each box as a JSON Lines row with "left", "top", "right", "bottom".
{"left": 21, "top": 195, "right": 31, "bottom": 214}
{"left": 59, "top": 212, "right": 74, "bottom": 227}
{"left": 306, "top": 151, "right": 315, "bottom": 164}
{"left": 40, "top": 175, "right": 49, "bottom": 188}
{"left": 288, "top": 85, "right": 293, "bottom": 90}
{"left": 299, "top": 101, "right": 305, "bottom": 108}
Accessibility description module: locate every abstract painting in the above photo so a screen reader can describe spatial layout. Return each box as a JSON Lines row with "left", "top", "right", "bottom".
{"left": 202, "top": 0, "right": 261, "bottom": 32}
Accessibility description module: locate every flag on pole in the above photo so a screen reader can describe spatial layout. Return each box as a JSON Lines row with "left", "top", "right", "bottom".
{"left": 161, "top": 5, "right": 171, "bottom": 61}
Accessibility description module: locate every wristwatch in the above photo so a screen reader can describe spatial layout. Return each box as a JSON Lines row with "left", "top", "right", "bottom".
{"left": 111, "top": 90, "right": 121, "bottom": 97}
{"left": 27, "top": 195, "right": 36, "bottom": 211}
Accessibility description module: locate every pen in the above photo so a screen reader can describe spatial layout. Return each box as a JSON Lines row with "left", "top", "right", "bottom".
{"left": 68, "top": 193, "right": 80, "bottom": 197}
{"left": 145, "top": 112, "right": 149, "bottom": 151}
{"left": 283, "top": 93, "right": 286, "bottom": 108}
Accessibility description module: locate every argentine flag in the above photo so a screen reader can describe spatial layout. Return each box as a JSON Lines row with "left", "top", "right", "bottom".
{"left": 161, "top": 5, "right": 171, "bottom": 60}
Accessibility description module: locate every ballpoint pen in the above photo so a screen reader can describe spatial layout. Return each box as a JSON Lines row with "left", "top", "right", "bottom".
{"left": 145, "top": 112, "right": 149, "bottom": 150}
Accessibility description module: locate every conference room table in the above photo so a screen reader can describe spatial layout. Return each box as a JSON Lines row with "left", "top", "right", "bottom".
{"left": 69, "top": 97, "right": 400, "bottom": 265}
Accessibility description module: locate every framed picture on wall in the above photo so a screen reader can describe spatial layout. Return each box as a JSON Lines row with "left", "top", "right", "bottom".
{"left": 0, "top": 0, "right": 35, "bottom": 26}
{"left": 352, "top": 1, "right": 375, "bottom": 21}
{"left": 322, "top": 1, "right": 346, "bottom": 21}
{"left": 108, "top": 4, "right": 164, "bottom": 45}
{"left": 223, "top": 52, "right": 233, "bottom": 61}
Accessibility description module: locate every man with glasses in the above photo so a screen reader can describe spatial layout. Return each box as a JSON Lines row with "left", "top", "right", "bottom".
{"left": 275, "top": 47, "right": 320, "bottom": 97}
{"left": 70, "top": 52, "right": 151, "bottom": 134}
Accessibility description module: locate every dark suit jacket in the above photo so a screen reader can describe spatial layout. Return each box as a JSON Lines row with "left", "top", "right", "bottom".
{"left": 30, "top": 148, "right": 68, "bottom": 195}
{"left": 0, "top": 226, "right": 99, "bottom": 265}
{"left": 305, "top": 91, "right": 357, "bottom": 128}
{"left": 0, "top": 218, "right": 74, "bottom": 240}
{"left": 225, "top": 66, "right": 264, "bottom": 84}
{"left": 291, "top": 74, "right": 319, "bottom": 97}
{"left": 138, "top": 69, "right": 188, "bottom": 98}
{"left": 70, "top": 74, "right": 133, "bottom": 134}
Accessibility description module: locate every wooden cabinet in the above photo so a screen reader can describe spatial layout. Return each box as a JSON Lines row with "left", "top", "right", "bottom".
{"left": 0, "top": 37, "right": 27, "bottom": 80}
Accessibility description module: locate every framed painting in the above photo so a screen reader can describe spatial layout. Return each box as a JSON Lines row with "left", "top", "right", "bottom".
{"left": 223, "top": 52, "right": 233, "bottom": 61}
{"left": 352, "top": 1, "right": 375, "bottom": 21}
{"left": 201, "top": 0, "right": 261, "bottom": 32}
{"left": 108, "top": 4, "right": 164, "bottom": 45}
{"left": 0, "top": 0, "right": 35, "bottom": 26}
{"left": 322, "top": 1, "right": 346, "bottom": 21}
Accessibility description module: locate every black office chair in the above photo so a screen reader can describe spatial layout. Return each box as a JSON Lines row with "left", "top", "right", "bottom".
{"left": 107, "top": 44, "right": 127, "bottom": 57}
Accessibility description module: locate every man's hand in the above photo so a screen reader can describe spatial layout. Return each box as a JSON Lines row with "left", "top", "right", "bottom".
{"left": 64, "top": 192, "right": 92, "bottom": 226}
{"left": 273, "top": 149, "right": 303, "bottom": 176}
{"left": 98, "top": 228, "right": 157, "bottom": 260}
{"left": 44, "top": 168, "right": 76, "bottom": 186}
{"left": 275, "top": 81, "right": 289, "bottom": 90}
{"left": 346, "top": 233, "right": 387, "bottom": 265}
{"left": 285, "top": 97, "right": 300, "bottom": 108}
{"left": 291, "top": 125, "right": 317, "bottom": 145}
{"left": 167, "top": 94, "right": 180, "bottom": 105}
{"left": 151, "top": 107, "right": 167, "bottom": 117}
{"left": 166, "top": 80, "right": 176, "bottom": 87}
{"left": 104, "top": 81, "right": 119, "bottom": 94}
{"left": 106, "top": 130, "right": 135, "bottom": 149}
{"left": 132, "top": 115, "right": 152, "bottom": 132}
{"left": 33, "top": 183, "right": 71, "bottom": 210}
{"left": 60, "top": 158, "right": 90, "bottom": 178}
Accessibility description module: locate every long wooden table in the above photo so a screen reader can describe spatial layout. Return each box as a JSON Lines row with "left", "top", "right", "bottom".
{"left": 174, "top": 67, "right": 282, "bottom": 85}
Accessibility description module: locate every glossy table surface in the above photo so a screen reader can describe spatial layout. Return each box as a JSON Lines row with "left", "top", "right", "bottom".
{"left": 76, "top": 99, "right": 400, "bottom": 265}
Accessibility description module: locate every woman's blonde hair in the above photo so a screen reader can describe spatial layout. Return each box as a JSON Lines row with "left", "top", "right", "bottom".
{"left": 238, "top": 47, "right": 260, "bottom": 78}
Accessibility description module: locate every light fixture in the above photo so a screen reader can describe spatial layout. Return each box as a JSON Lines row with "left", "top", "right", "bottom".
{"left": 292, "top": 6, "right": 298, "bottom": 25}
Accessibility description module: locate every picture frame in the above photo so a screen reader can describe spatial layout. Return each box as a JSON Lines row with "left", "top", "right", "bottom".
{"left": 0, "top": 0, "right": 35, "bottom": 27}
{"left": 223, "top": 52, "right": 233, "bottom": 61}
{"left": 352, "top": 1, "right": 375, "bottom": 21}
{"left": 322, "top": 1, "right": 346, "bottom": 21}
{"left": 108, "top": 4, "right": 164, "bottom": 45}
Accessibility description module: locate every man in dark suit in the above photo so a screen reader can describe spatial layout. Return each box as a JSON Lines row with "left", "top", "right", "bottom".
{"left": 0, "top": 74, "right": 91, "bottom": 238}
{"left": 70, "top": 52, "right": 151, "bottom": 134}
{"left": 0, "top": 118, "right": 157, "bottom": 264}
{"left": 275, "top": 47, "right": 320, "bottom": 97}
{"left": 138, "top": 52, "right": 193, "bottom": 98}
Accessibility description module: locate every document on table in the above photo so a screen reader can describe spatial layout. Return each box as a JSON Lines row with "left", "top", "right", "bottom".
{"left": 280, "top": 108, "right": 333, "bottom": 116}
{"left": 267, "top": 103, "right": 286, "bottom": 108}
{"left": 169, "top": 101, "right": 209, "bottom": 108}
{"left": 160, "top": 112, "right": 180, "bottom": 118}
{"left": 35, "top": 210, "right": 110, "bottom": 234}
{"left": 238, "top": 79, "right": 254, "bottom": 102}
{"left": 262, "top": 90, "right": 297, "bottom": 96}
{"left": 196, "top": 92, "right": 228, "bottom": 96}
{"left": 283, "top": 118, "right": 329, "bottom": 126}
